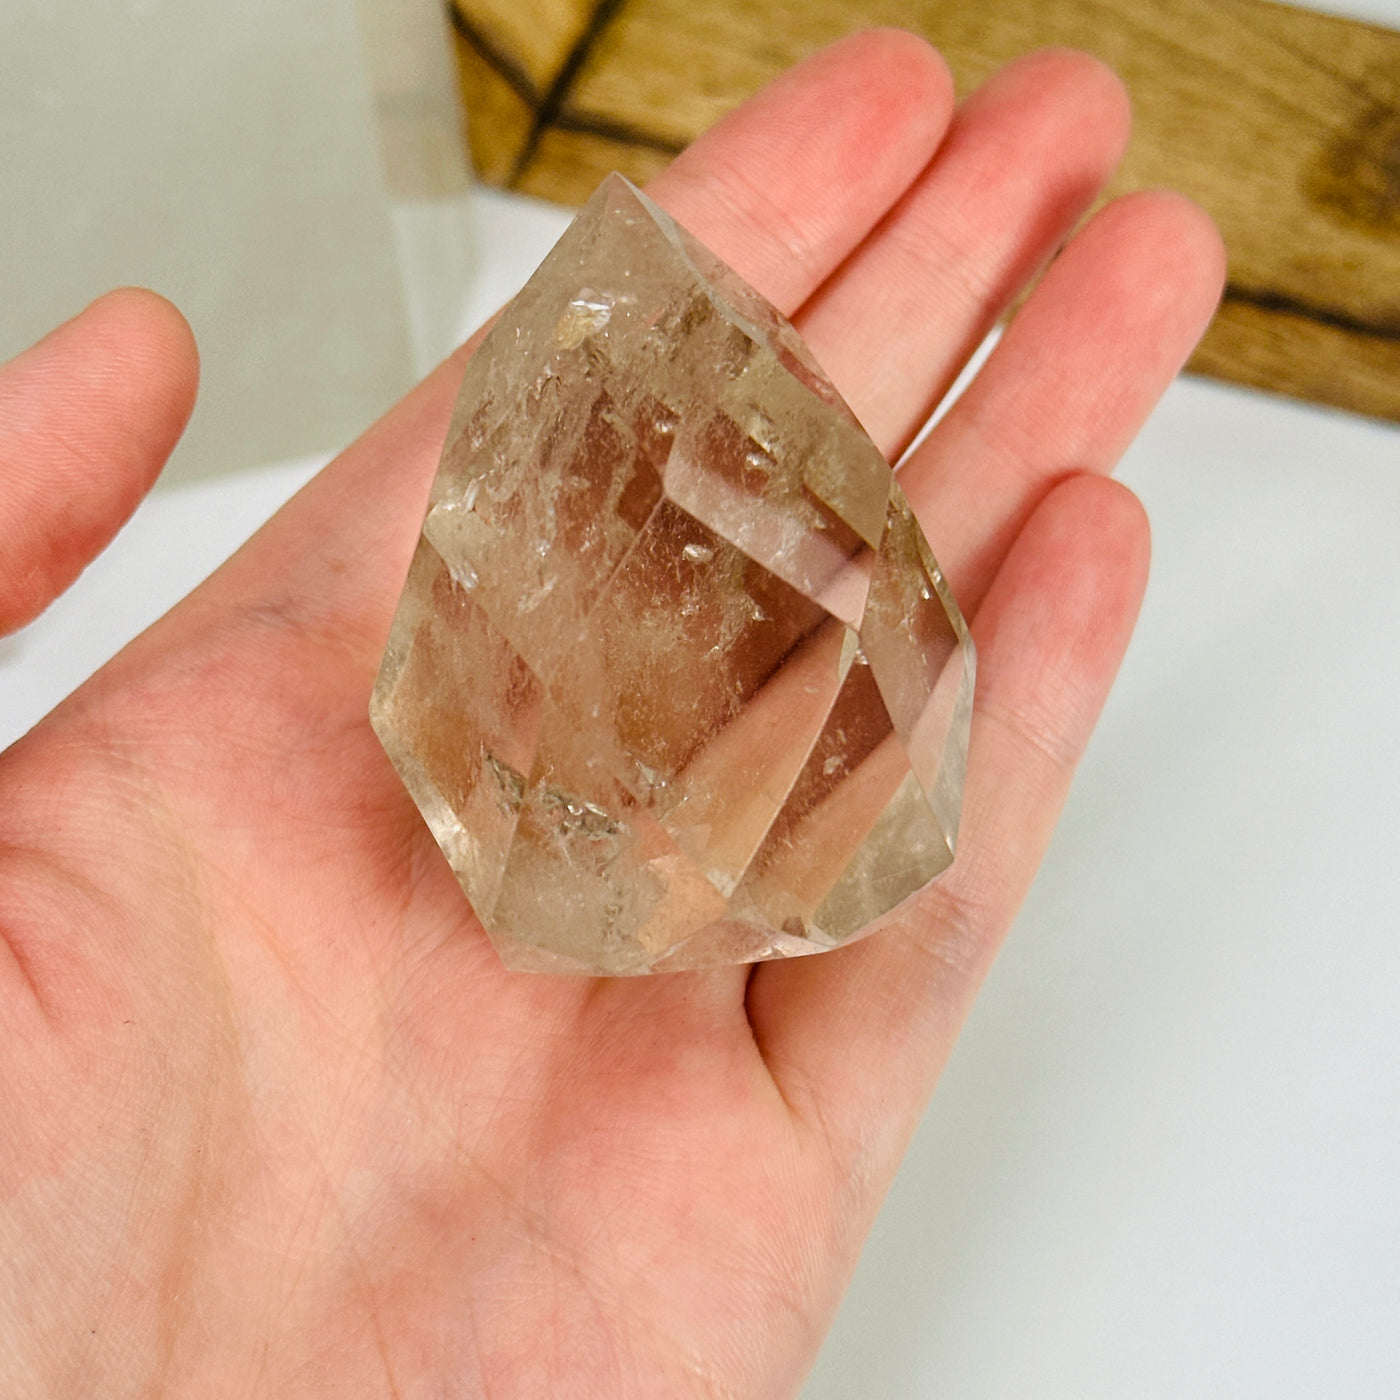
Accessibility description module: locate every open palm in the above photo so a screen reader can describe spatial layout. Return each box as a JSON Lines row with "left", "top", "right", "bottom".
{"left": 0, "top": 33, "right": 1222, "bottom": 1398}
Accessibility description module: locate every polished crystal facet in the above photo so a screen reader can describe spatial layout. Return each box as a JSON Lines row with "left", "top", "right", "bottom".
{"left": 370, "top": 174, "right": 974, "bottom": 975}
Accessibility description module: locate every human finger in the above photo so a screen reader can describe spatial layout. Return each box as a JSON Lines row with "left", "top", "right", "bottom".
{"left": 796, "top": 48, "right": 1131, "bottom": 460}
{"left": 0, "top": 289, "right": 198, "bottom": 635}
{"left": 901, "top": 189, "right": 1225, "bottom": 617}
{"left": 654, "top": 28, "right": 956, "bottom": 317}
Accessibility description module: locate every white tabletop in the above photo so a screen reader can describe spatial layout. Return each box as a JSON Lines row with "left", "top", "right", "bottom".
{"left": 4, "top": 77, "right": 1400, "bottom": 1400}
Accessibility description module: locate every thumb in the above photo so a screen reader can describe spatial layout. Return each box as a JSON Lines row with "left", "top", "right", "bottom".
{"left": 0, "top": 288, "right": 199, "bottom": 635}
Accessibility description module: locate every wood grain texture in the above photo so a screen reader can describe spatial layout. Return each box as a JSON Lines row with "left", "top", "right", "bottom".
{"left": 452, "top": 0, "right": 1400, "bottom": 424}
{"left": 453, "top": 0, "right": 594, "bottom": 90}
{"left": 450, "top": 21, "right": 536, "bottom": 185}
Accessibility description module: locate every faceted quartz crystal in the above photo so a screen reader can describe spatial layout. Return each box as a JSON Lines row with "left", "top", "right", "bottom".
{"left": 370, "top": 174, "right": 975, "bottom": 974}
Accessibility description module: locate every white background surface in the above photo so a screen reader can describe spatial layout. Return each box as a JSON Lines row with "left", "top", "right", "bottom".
{"left": 3, "top": 8, "right": 1400, "bottom": 1395}
{"left": 0, "top": 0, "right": 418, "bottom": 482}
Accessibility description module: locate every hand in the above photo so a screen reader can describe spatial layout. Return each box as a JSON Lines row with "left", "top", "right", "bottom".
{"left": 0, "top": 32, "right": 1222, "bottom": 1397}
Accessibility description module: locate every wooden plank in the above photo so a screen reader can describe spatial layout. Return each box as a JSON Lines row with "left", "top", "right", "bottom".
{"left": 449, "top": 24, "right": 536, "bottom": 186}
{"left": 453, "top": 0, "right": 1400, "bottom": 425}
{"left": 452, "top": 0, "right": 594, "bottom": 91}
{"left": 515, "top": 125, "right": 674, "bottom": 204}
{"left": 447, "top": 0, "right": 597, "bottom": 184}
{"left": 1192, "top": 287, "right": 1400, "bottom": 421}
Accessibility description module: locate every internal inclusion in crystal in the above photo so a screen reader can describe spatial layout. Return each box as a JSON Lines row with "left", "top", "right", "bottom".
{"left": 371, "top": 174, "right": 974, "bottom": 975}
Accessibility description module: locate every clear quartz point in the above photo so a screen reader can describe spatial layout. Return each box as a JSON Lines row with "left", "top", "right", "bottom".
{"left": 371, "top": 174, "right": 974, "bottom": 975}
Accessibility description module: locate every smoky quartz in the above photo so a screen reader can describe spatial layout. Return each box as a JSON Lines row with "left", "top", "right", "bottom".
{"left": 371, "top": 174, "right": 974, "bottom": 974}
